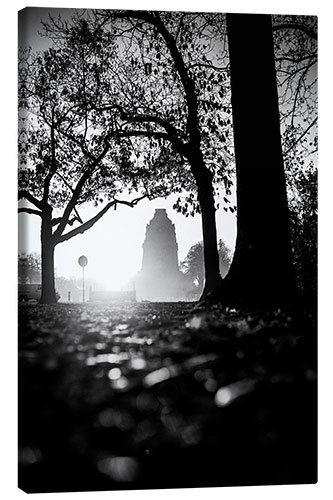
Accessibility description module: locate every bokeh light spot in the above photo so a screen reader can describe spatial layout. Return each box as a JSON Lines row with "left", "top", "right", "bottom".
{"left": 108, "top": 367, "right": 122, "bottom": 380}
{"left": 97, "top": 456, "right": 140, "bottom": 482}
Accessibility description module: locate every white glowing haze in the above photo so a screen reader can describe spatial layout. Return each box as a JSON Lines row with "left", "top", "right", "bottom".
{"left": 18, "top": 194, "right": 236, "bottom": 290}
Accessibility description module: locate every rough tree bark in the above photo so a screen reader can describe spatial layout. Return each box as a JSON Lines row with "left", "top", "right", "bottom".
{"left": 212, "top": 13, "right": 295, "bottom": 307}
{"left": 40, "top": 207, "right": 57, "bottom": 304}
{"left": 190, "top": 150, "right": 222, "bottom": 297}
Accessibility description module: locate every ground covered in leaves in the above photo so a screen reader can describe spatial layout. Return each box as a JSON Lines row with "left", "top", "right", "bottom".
{"left": 18, "top": 301, "right": 317, "bottom": 493}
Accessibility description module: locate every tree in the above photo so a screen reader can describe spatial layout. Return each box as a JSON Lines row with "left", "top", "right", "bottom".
{"left": 72, "top": 9, "right": 235, "bottom": 297}
{"left": 18, "top": 252, "right": 41, "bottom": 284}
{"left": 19, "top": 20, "right": 176, "bottom": 303}
{"left": 288, "top": 162, "right": 317, "bottom": 292}
{"left": 213, "top": 13, "right": 296, "bottom": 307}
{"left": 272, "top": 16, "right": 317, "bottom": 294}
{"left": 181, "top": 239, "right": 231, "bottom": 293}
{"left": 180, "top": 242, "right": 205, "bottom": 291}
{"left": 272, "top": 15, "right": 317, "bottom": 163}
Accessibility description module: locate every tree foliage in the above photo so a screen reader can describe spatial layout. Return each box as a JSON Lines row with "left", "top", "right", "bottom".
{"left": 42, "top": 10, "right": 235, "bottom": 213}
{"left": 181, "top": 239, "right": 232, "bottom": 290}
{"left": 18, "top": 252, "right": 41, "bottom": 284}
{"left": 288, "top": 161, "right": 317, "bottom": 291}
{"left": 272, "top": 15, "right": 317, "bottom": 292}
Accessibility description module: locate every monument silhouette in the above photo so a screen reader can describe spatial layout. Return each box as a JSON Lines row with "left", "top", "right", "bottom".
{"left": 136, "top": 209, "right": 187, "bottom": 301}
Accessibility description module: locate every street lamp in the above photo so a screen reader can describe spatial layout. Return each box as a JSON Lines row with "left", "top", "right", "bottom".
{"left": 78, "top": 255, "right": 88, "bottom": 303}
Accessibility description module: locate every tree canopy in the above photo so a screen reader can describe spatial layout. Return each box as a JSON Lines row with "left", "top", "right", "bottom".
{"left": 41, "top": 10, "right": 236, "bottom": 214}
{"left": 18, "top": 20, "right": 183, "bottom": 242}
{"left": 18, "top": 16, "right": 193, "bottom": 302}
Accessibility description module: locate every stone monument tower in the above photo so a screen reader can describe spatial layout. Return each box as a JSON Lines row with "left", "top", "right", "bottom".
{"left": 136, "top": 209, "right": 184, "bottom": 301}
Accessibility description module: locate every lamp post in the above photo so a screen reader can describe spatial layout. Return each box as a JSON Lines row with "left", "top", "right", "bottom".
{"left": 78, "top": 255, "right": 88, "bottom": 303}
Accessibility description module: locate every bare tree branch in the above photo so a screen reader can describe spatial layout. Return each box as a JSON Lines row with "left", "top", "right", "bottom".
{"left": 100, "top": 11, "right": 200, "bottom": 146}
{"left": 272, "top": 23, "right": 317, "bottom": 40}
{"left": 18, "top": 207, "right": 43, "bottom": 217}
{"left": 118, "top": 130, "right": 170, "bottom": 140}
{"left": 56, "top": 195, "right": 146, "bottom": 244}
{"left": 42, "top": 111, "right": 57, "bottom": 203}
{"left": 18, "top": 190, "right": 44, "bottom": 210}
{"left": 51, "top": 215, "right": 82, "bottom": 226}
{"left": 275, "top": 55, "right": 317, "bottom": 64}
{"left": 91, "top": 102, "right": 189, "bottom": 156}
{"left": 188, "top": 62, "right": 229, "bottom": 72}
{"left": 53, "top": 138, "right": 111, "bottom": 240}
{"left": 283, "top": 117, "right": 318, "bottom": 157}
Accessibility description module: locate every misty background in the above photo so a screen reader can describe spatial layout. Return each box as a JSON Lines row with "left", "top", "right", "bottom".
{"left": 19, "top": 195, "right": 236, "bottom": 290}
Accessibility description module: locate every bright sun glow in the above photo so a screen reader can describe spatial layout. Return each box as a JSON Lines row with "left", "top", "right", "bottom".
{"left": 19, "top": 195, "right": 237, "bottom": 292}
{"left": 88, "top": 249, "right": 139, "bottom": 291}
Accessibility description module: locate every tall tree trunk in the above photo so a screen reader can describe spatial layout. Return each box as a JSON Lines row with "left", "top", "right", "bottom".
{"left": 40, "top": 211, "right": 57, "bottom": 304}
{"left": 217, "top": 13, "right": 295, "bottom": 307}
{"left": 191, "top": 153, "right": 223, "bottom": 298}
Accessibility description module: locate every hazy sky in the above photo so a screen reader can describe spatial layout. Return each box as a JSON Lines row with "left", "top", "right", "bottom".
{"left": 18, "top": 7, "right": 237, "bottom": 289}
